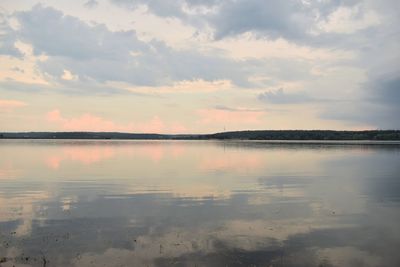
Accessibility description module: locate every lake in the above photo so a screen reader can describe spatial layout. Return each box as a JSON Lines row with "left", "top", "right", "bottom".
{"left": 1, "top": 140, "right": 400, "bottom": 267}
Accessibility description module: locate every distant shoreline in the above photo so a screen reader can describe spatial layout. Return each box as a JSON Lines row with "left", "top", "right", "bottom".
{"left": 1, "top": 130, "right": 400, "bottom": 141}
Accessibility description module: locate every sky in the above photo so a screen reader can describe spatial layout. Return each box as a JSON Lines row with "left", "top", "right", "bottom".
{"left": 0, "top": 0, "right": 399, "bottom": 133}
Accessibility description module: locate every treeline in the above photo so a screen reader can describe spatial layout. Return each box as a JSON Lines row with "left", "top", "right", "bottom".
{"left": 0, "top": 130, "right": 399, "bottom": 140}
{"left": 208, "top": 130, "right": 400, "bottom": 140}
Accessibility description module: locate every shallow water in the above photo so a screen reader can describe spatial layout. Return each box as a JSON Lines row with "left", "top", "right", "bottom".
{"left": 0, "top": 140, "right": 400, "bottom": 267}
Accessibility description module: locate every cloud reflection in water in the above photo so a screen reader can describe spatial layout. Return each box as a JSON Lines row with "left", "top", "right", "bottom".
{"left": 0, "top": 140, "right": 399, "bottom": 266}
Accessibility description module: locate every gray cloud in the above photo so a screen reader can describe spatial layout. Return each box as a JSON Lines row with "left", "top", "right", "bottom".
{"left": 209, "top": 0, "right": 399, "bottom": 55}
{"left": 84, "top": 0, "right": 99, "bottom": 9}
{"left": 2, "top": 4, "right": 316, "bottom": 93}
{"left": 110, "top": 0, "right": 372, "bottom": 45}
{"left": 11, "top": 4, "right": 260, "bottom": 89}
{"left": 213, "top": 105, "right": 266, "bottom": 112}
{"left": 361, "top": 73, "right": 400, "bottom": 128}
{"left": 0, "top": 79, "right": 157, "bottom": 97}
{"left": 319, "top": 73, "right": 400, "bottom": 129}
{"left": 367, "top": 73, "right": 400, "bottom": 106}
{"left": 111, "top": 0, "right": 186, "bottom": 20}
{"left": 319, "top": 26, "right": 400, "bottom": 129}
{"left": 209, "top": 0, "right": 312, "bottom": 41}
{"left": 0, "top": 12, "right": 23, "bottom": 57}
{"left": 258, "top": 88, "right": 314, "bottom": 105}
{"left": 0, "top": 80, "right": 47, "bottom": 93}
{"left": 111, "top": 0, "right": 220, "bottom": 18}
{"left": 10, "top": 66, "right": 25, "bottom": 73}
{"left": 16, "top": 5, "right": 146, "bottom": 60}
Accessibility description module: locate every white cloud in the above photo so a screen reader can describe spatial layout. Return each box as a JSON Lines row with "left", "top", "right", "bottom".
{"left": 317, "top": 5, "right": 380, "bottom": 34}
{"left": 0, "top": 99, "right": 27, "bottom": 111}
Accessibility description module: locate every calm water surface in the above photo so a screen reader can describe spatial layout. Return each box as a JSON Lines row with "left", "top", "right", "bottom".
{"left": 1, "top": 140, "right": 400, "bottom": 267}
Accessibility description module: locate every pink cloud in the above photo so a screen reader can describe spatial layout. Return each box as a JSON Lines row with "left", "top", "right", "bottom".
{"left": 135, "top": 116, "right": 165, "bottom": 133}
{"left": 169, "top": 123, "right": 188, "bottom": 134}
{"left": 197, "top": 108, "right": 264, "bottom": 124}
{"left": 63, "top": 114, "right": 134, "bottom": 132}
{"left": 46, "top": 109, "right": 135, "bottom": 132}
{"left": 45, "top": 109, "right": 188, "bottom": 133}
{"left": 0, "top": 99, "right": 27, "bottom": 111}
{"left": 46, "top": 109, "right": 62, "bottom": 122}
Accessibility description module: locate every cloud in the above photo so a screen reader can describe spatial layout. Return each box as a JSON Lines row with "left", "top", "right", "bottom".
{"left": 124, "top": 79, "right": 232, "bottom": 94}
{"left": 111, "top": 0, "right": 220, "bottom": 18}
{"left": 2, "top": 3, "right": 370, "bottom": 96}
{"left": 0, "top": 12, "right": 23, "bottom": 57}
{"left": 368, "top": 73, "right": 400, "bottom": 106}
{"left": 258, "top": 88, "right": 313, "bottom": 104}
{"left": 207, "top": 0, "right": 389, "bottom": 50}
{"left": 316, "top": 5, "right": 380, "bottom": 34}
{"left": 110, "top": 0, "right": 381, "bottom": 45}
{"left": 214, "top": 105, "right": 266, "bottom": 112}
{"left": 6, "top": 4, "right": 259, "bottom": 90}
{"left": 209, "top": 0, "right": 311, "bottom": 40}
{"left": 1, "top": 1, "right": 399, "bottom": 130}
{"left": 0, "top": 79, "right": 132, "bottom": 95}
{"left": 46, "top": 109, "right": 187, "bottom": 133}
{"left": 10, "top": 67, "right": 25, "bottom": 73}
{"left": 361, "top": 73, "right": 400, "bottom": 128}
{"left": 84, "top": 0, "right": 99, "bottom": 9}
{"left": 46, "top": 109, "right": 134, "bottom": 132}
{"left": 16, "top": 5, "right": 143, "bottom": 60}
{"left": 197, "top": 107, "right": 264, "bottom": 124}
{"left": 319, "top": 76, "right": 400, "bottom": 129}
{"left": 111, "top": 0, "right": 307, "bottom": 40}
{"left": 0, "top": 99, "right": 27, "bottom": 110}
{"left": 319, "top": 52, "right": 400, "bottom": 129}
